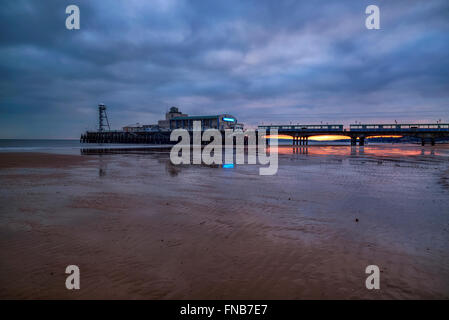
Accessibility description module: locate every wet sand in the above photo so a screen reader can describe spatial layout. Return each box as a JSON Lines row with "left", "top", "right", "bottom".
{"left": 0, "top": 145, "right": 449, "bottom": 299}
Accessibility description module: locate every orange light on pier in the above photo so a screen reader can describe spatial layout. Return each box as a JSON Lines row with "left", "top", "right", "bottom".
{"left": 367, "top": 135, "right": 403, "bottom": 139}
{"left": 265, "top": 135, "right": 404, "bottom": 141}
{"left": 265, "top": 134, "right": 351, "bottom": 141}
{"left": 309, "top": 135, "right": 351, "bottom": 141}
{"left": 264, "top": 134, "right": 294, "bottom": 140}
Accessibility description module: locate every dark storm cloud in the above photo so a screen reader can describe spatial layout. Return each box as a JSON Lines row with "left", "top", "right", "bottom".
{"left": 1, "top": 0, "right": 449, "bottom": 138}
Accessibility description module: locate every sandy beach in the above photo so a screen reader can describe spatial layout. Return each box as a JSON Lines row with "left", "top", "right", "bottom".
{"left": 1, "top": 145, "right": 449, "bottom": 299}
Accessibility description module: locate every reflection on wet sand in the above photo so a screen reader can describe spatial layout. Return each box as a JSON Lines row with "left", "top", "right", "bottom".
{"left": 81, "top": 144, "right": 446, "bottom": 161}
{"left": 282, "top": 145, "right": 444, "bottom": 157}
{"left": 98, "top": 155, "right": 107, "bottom": 177}
{"left": 87, "top": 144, "right": 448, "bottom": 178}
{"left": 81, "top": 146, "right": 172, "bottom": 155}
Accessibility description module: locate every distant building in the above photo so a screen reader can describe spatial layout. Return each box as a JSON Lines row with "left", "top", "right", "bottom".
{"left": 169, "top": 114, "right": 238, "bottom": 130}
{"left": 158, "top": 106, "right": 188, "bottom": 130}
{"left": 121, "top": 107, "right": 241, "bottom": 132}
{"left": 142, "top": 124, "right": 160, "bottom": 132}
{"left": 123, "top": 123, "right": 143, "bottom": 132}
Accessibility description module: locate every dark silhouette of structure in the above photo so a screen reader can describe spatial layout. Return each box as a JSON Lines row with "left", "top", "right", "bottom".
{"left": 98, "top": 104, "right": 110, "bottom": 132}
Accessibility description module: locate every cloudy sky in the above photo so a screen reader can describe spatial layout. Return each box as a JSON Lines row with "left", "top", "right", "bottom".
{"left": 1, "top": 0, "right": 448, "bottom": 138}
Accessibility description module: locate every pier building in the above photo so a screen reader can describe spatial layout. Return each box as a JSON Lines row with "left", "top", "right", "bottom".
{"left": 169, "top": 114, "right": 238, "bottom": 130}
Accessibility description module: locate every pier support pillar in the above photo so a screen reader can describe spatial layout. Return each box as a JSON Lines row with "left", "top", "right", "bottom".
{"left": 306, "top": 137, "right": 309, "bottom": 145}
{"left": 421, "top": 138, "right": 425, "bottom": 146}
{"left": 359, "top": 137, "right": 365, "bottom": 146}
{"left": 351, "top": 137, "right": 357, "bottom": 146}
{"left": 431, "top": 138, "right": 435, "bottom": 146}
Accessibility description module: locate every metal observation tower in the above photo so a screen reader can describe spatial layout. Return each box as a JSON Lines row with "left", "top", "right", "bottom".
{"left": 98, "top": 103, "right": 110, "bottom": 132}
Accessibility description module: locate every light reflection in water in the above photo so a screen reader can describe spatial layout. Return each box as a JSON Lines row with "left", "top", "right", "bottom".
{"left": 276, "top": 145, "right": 447, "bottom": 157}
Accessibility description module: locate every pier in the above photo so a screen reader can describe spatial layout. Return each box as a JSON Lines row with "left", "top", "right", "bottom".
{"left": 81, "top": 130, "right": 172, "bottom": 144}
{"left": 81, "top": 123, "right": 449, "bottom": 146}
{"left": 81, "top": 104, "right": 449, "bottom": 146}
{"left": 258, "top": 123, "right": 449, "bottom": 146}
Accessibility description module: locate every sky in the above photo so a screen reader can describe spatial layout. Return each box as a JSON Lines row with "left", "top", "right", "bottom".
{"left": 1, "top": 0, "right": 449, "bottom": 139}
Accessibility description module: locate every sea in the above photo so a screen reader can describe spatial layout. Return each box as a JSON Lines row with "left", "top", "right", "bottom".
{"left": 0, "top": 139, "right": 169, "bottom": 154}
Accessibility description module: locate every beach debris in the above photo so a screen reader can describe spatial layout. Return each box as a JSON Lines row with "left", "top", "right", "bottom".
{"left": 355, "top": 218, "right": 359, "bottom": 222}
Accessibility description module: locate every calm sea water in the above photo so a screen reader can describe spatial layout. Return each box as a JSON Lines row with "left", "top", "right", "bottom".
{"left": 0, "top": 139, "right": 82, "bottom": 150}
{"left": 0, "top": 139, "right": 163, "bottom": 154}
